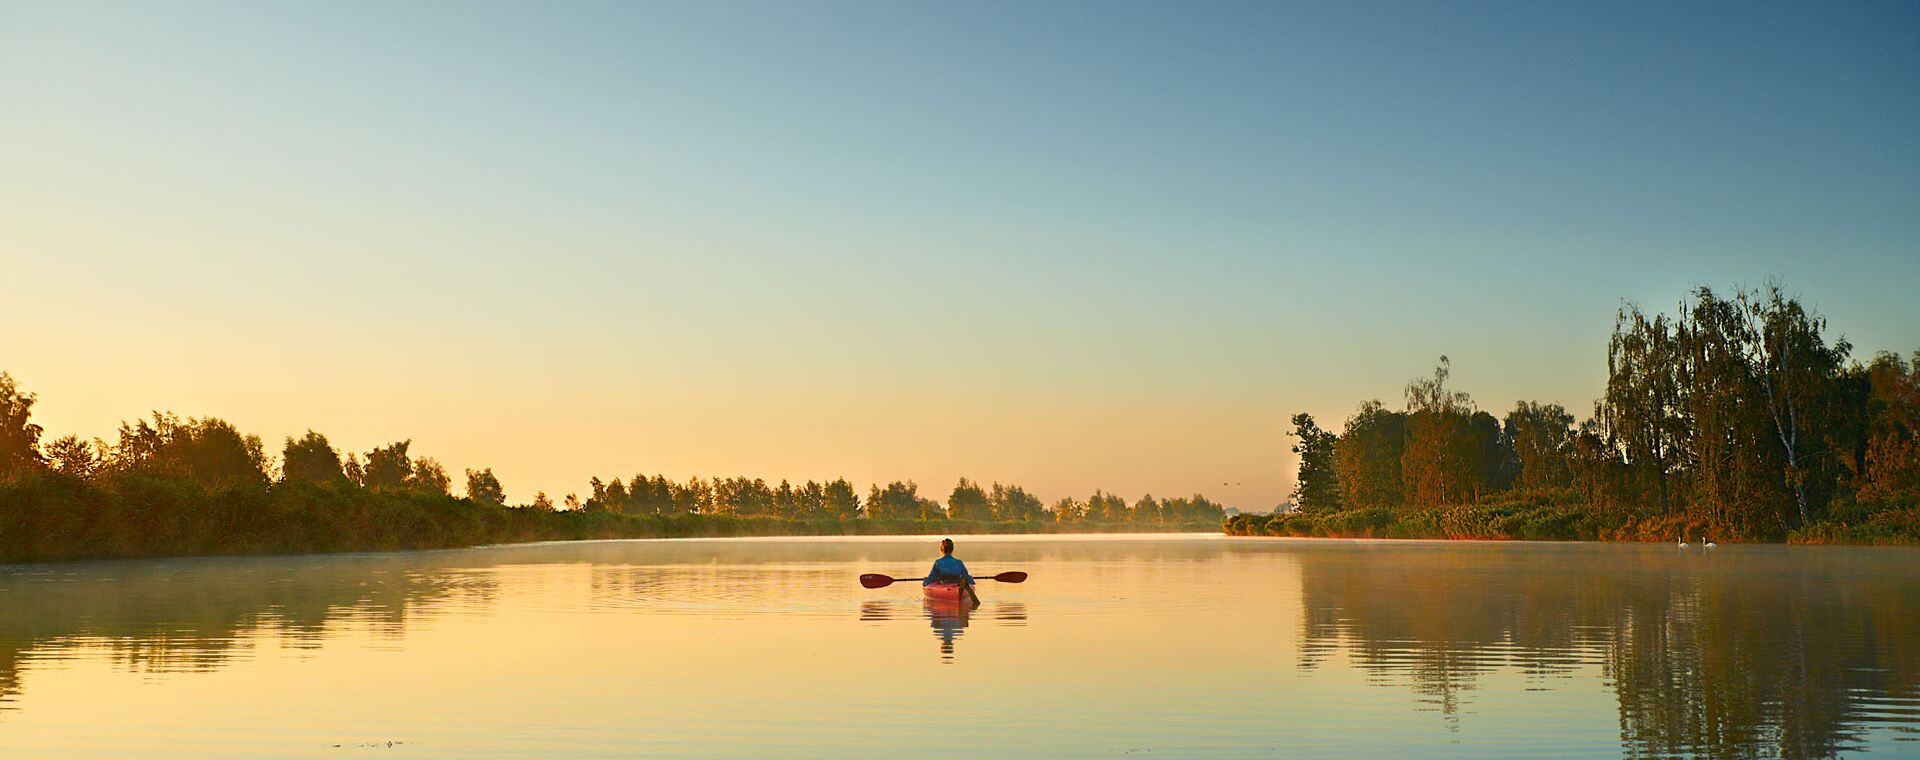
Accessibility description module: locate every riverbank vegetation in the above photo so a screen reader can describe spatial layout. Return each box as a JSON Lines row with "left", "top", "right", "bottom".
{"left": 0, "top": 378, "right": 1222, "bottom": 563}
{"left": 1230, "top": 283, "right": 1920, "bottom": 546}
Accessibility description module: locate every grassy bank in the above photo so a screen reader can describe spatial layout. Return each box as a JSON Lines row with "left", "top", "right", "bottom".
{"left": 0, "top": 472, "right": 1216, "bottom": 564}
{"left": 1222, "top": 490, "right": 1920, "bottom": 546}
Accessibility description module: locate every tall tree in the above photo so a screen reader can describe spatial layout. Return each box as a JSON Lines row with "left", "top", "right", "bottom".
{"left": 362, "top": 441, "right": 414, "bottom": 491}
{"left": 1088, "top": 490, "right": 1129, "bottom": 522}
{"left": 281, "top": 430, "right": 345, "bottom": 484}
{"left": 410, "top": 458, "right": 451, "bottom": 495}
{"left": 1566, "top": 415, "right": 1628, "bottom": 510}
{"left": 1469, "top": 410, "right": 1517, "bottom": 499}
{"left": 1335, "top": 400, "right": 1406, "bottom": 509}
{"left": 1735, "top": 284, "right": 1849, "bottom": 526}
{"left": 43, "top": 435, "right": 99, "bottom": 478}
{"left": 465, "top": 467, "right": 505, "bottom": 505}
{"left": 1289, "top": 412, "right": 1342, "bottom": 513}
{"left": 796, "top": 480, "right": 826, "bottom": 518}
{"left": 0, "top": 372, "right": 45, "bottom": 480}
{"left": 867, "top": 480, "right": 931, "bottom": 519}
{"left": 1853, "top": 351, "right": 1920, "bottom": 505}
{"left": 1680, "top": 288, "right": 1792, "bottom": 533}
{"left": 673, "top": 477, "right": 714, "bottom": 514}
{"left": 1132, "top": 494, "right": 1162, "bottom": 523}
{"left": 1051, "top": 496, "right": 1086, "bottom": 522}
{"left": 947, "top": 478, "right": 992, "bottom": 520}
{"left": 109, "top": 414, "right": 266, "bottom": 488}
{"left": 601, "top": 477, "right": 631, "bottom": 513}
{"left": 1605, "top": 304, "right": 1687, "bottom": 513}
{"left": 990, "top": 482, "right": 1043, "bottom": 521}
{"left": 824, "top": 478, "right": 860, "bottom": 518}
{"left": 714, "top": 477, "right": 774, "bottom": 515}
{"left": 1505, "top": 401, "right": 1575, "bottom": 492}
{"left": 1401, "top": 357, "right": 1479, "bottom": 507}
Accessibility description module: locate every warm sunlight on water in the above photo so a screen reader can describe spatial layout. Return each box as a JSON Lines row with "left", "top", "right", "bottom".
{"left": 1, "top": 535, "right": 1916, "bottom": 758}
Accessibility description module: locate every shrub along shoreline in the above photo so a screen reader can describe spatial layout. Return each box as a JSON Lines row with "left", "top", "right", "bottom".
{"left": 0, "top": 472, "right": 1220, "bottom": 564}
{"left": 1222, "top": 492, "right": 1920, "bottom": 546}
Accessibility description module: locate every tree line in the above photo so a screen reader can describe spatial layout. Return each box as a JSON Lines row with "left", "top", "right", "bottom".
{"left": 575, "top": 472, "right": 1224, "bottom": 525}
{"left": 1239, "top": 283, "right": 1919, "bottom": 544}
{"left": 0, "top": 377, "right": 1224, "bottom": 562}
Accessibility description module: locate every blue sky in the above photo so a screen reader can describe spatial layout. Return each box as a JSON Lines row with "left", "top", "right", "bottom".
{"left": 3, "top": 1, "right": 1916, "bottom": 506}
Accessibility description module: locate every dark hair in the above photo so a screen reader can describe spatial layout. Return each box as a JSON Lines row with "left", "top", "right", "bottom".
{"left": 941, "top": 538, "right": 954, "bottom": 553}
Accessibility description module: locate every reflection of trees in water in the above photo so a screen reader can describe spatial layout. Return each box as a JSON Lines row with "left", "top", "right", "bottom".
{"left": 1605, "top": 557, "right": 1920, "bottom": 759}
{"left": 0, "top": 553, "right": 499, "bottom": 713}
{"left": 1296, "top": 544, "right": 1920, "bottom": 758}
{"left": 0, "top": 535, "right": 1102, "bottom": 710}
{"left": 1299, "top": 559, "right": 1598, "bottom": 729}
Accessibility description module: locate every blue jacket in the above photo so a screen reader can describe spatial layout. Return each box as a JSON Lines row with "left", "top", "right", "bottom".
{"left": 925, "top": 555, "right": 972, "bottom": 585}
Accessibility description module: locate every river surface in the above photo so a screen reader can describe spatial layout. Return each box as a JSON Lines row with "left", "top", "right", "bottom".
{"left": 1, "top": 534, "right": 1916, "bottom": 758}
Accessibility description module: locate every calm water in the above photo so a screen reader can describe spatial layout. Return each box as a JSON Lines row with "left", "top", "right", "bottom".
{"left": 1, "top": 535, "right": 1916, "bottom": 758}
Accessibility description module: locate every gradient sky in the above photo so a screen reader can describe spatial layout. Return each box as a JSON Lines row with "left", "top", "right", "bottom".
{"left": 3, "top": 1, "right": 1917, "bottom": 508}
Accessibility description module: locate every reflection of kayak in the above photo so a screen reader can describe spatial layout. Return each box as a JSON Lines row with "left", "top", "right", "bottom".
{"left": 922, "top": 580, "right": 968, "bottom": 603}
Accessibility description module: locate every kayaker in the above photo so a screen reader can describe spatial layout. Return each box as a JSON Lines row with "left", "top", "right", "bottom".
{"left": 924, "top": 538, "right": 978, "bottom": 605}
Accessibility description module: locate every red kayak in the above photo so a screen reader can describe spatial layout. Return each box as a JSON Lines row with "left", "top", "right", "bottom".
{"left": 922, "top": 580, "right": 971, "bottom": 603}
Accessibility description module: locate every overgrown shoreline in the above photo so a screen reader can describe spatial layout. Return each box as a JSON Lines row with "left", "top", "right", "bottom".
{"left": 1222, "top": 492, "right": 1920, "bottom": 546}
{"left": 0, "top": 472, "right": 1219, "bottom": 564}
{"left": 0, "top": 370, "right": 1226, "bottom": 564}
{"left": 1261, "top": 284, "right": 1920, "bottom": 549}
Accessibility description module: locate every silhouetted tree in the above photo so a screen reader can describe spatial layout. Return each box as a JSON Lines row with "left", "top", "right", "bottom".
{"left": 1853, "top": 351, "right": 1920, "bottom": 506}
{"left": 108, "top": 413, "right": 266, "bottom": 488}
{"left": 362, "top": 441, "right": 413, "bottom": 492}
{"left": 1088, "top": 490, "right": 1129, "bottom": 522}
{"left": 0, "top": 372, "right": 45, "bottom": 480}
{"left": 43, "top": 435, "right": 99, "bottom": 478}
{"left": 1402, "top": 357, "right": 1480, "bottom": 507}
{"left": 465, "top": 467, "right": 505, "bottom": 505}
{"left": 1505, "top": 401, "right": 1575, "bottom": 492}
{"left": 989, "top": 482, "right": 1043, "bottom": 521}
{"left": 1469, "top": 410, "right": 1517, "bottom": 499}
{"left": 713, "top": 476, "right": 775, "bottom": 515}
{"left": 824, "top": 478, "right": 860, "bottom": 518}
{"left": 1289, "top": 412, "right": 1341, "bottom": 513}
{"left": 343, "top": 453, "right": 365, "bottom": 486}
{"left": 867, "top": 480, "right": 930, "bottom": 519}
{"left": 1735, "top": 284, "right": 1850, "bottom": 526}
{"left": 410, "top": 458, "right": 450, "bottom": 496}
{"left": 1132, "top": 494, "right": 1162, "bottom": 523}
{"left": 281, "top": 430, "right": 345, "bottom": 484}
{"left": 947, "top": 478, "right": 991, "bottom": 520}
{"left": 1335, "top": 400, "right": 1406, "bottom": 510}
{"left": 1605, "top": 304, "right": 1687, "bottom": 513}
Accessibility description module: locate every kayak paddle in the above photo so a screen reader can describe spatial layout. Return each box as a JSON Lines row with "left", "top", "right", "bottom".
{"left": 859, "top": 571, "right": 1028, "bottom": 589}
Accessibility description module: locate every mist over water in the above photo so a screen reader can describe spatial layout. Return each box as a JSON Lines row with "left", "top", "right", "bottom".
{"left": 0, "top": 535, "right": 1914, "bottom": 758}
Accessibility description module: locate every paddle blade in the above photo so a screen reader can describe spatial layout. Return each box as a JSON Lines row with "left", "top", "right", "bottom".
{"left": 989, "top": 571, "right": 1028, "bottom": 583}
{"left": 859, "top": 574, "right": 896, "bottom": 589}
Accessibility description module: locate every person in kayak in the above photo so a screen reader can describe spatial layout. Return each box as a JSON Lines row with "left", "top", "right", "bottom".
{"left": 924, "top": 538, "right": 978, "bottom": 605}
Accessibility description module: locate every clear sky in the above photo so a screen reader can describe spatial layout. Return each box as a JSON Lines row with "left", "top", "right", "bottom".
{"left": 3, "top": 1, "right": 1916, "bottom": 508}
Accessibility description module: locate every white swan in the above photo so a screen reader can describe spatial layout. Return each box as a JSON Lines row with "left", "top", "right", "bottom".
{"left": 1678, "top": 537, "right": 1689, "bottom": 547}
{"left": 1705, "top": 541, "right": 1718, "bottom": 548}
